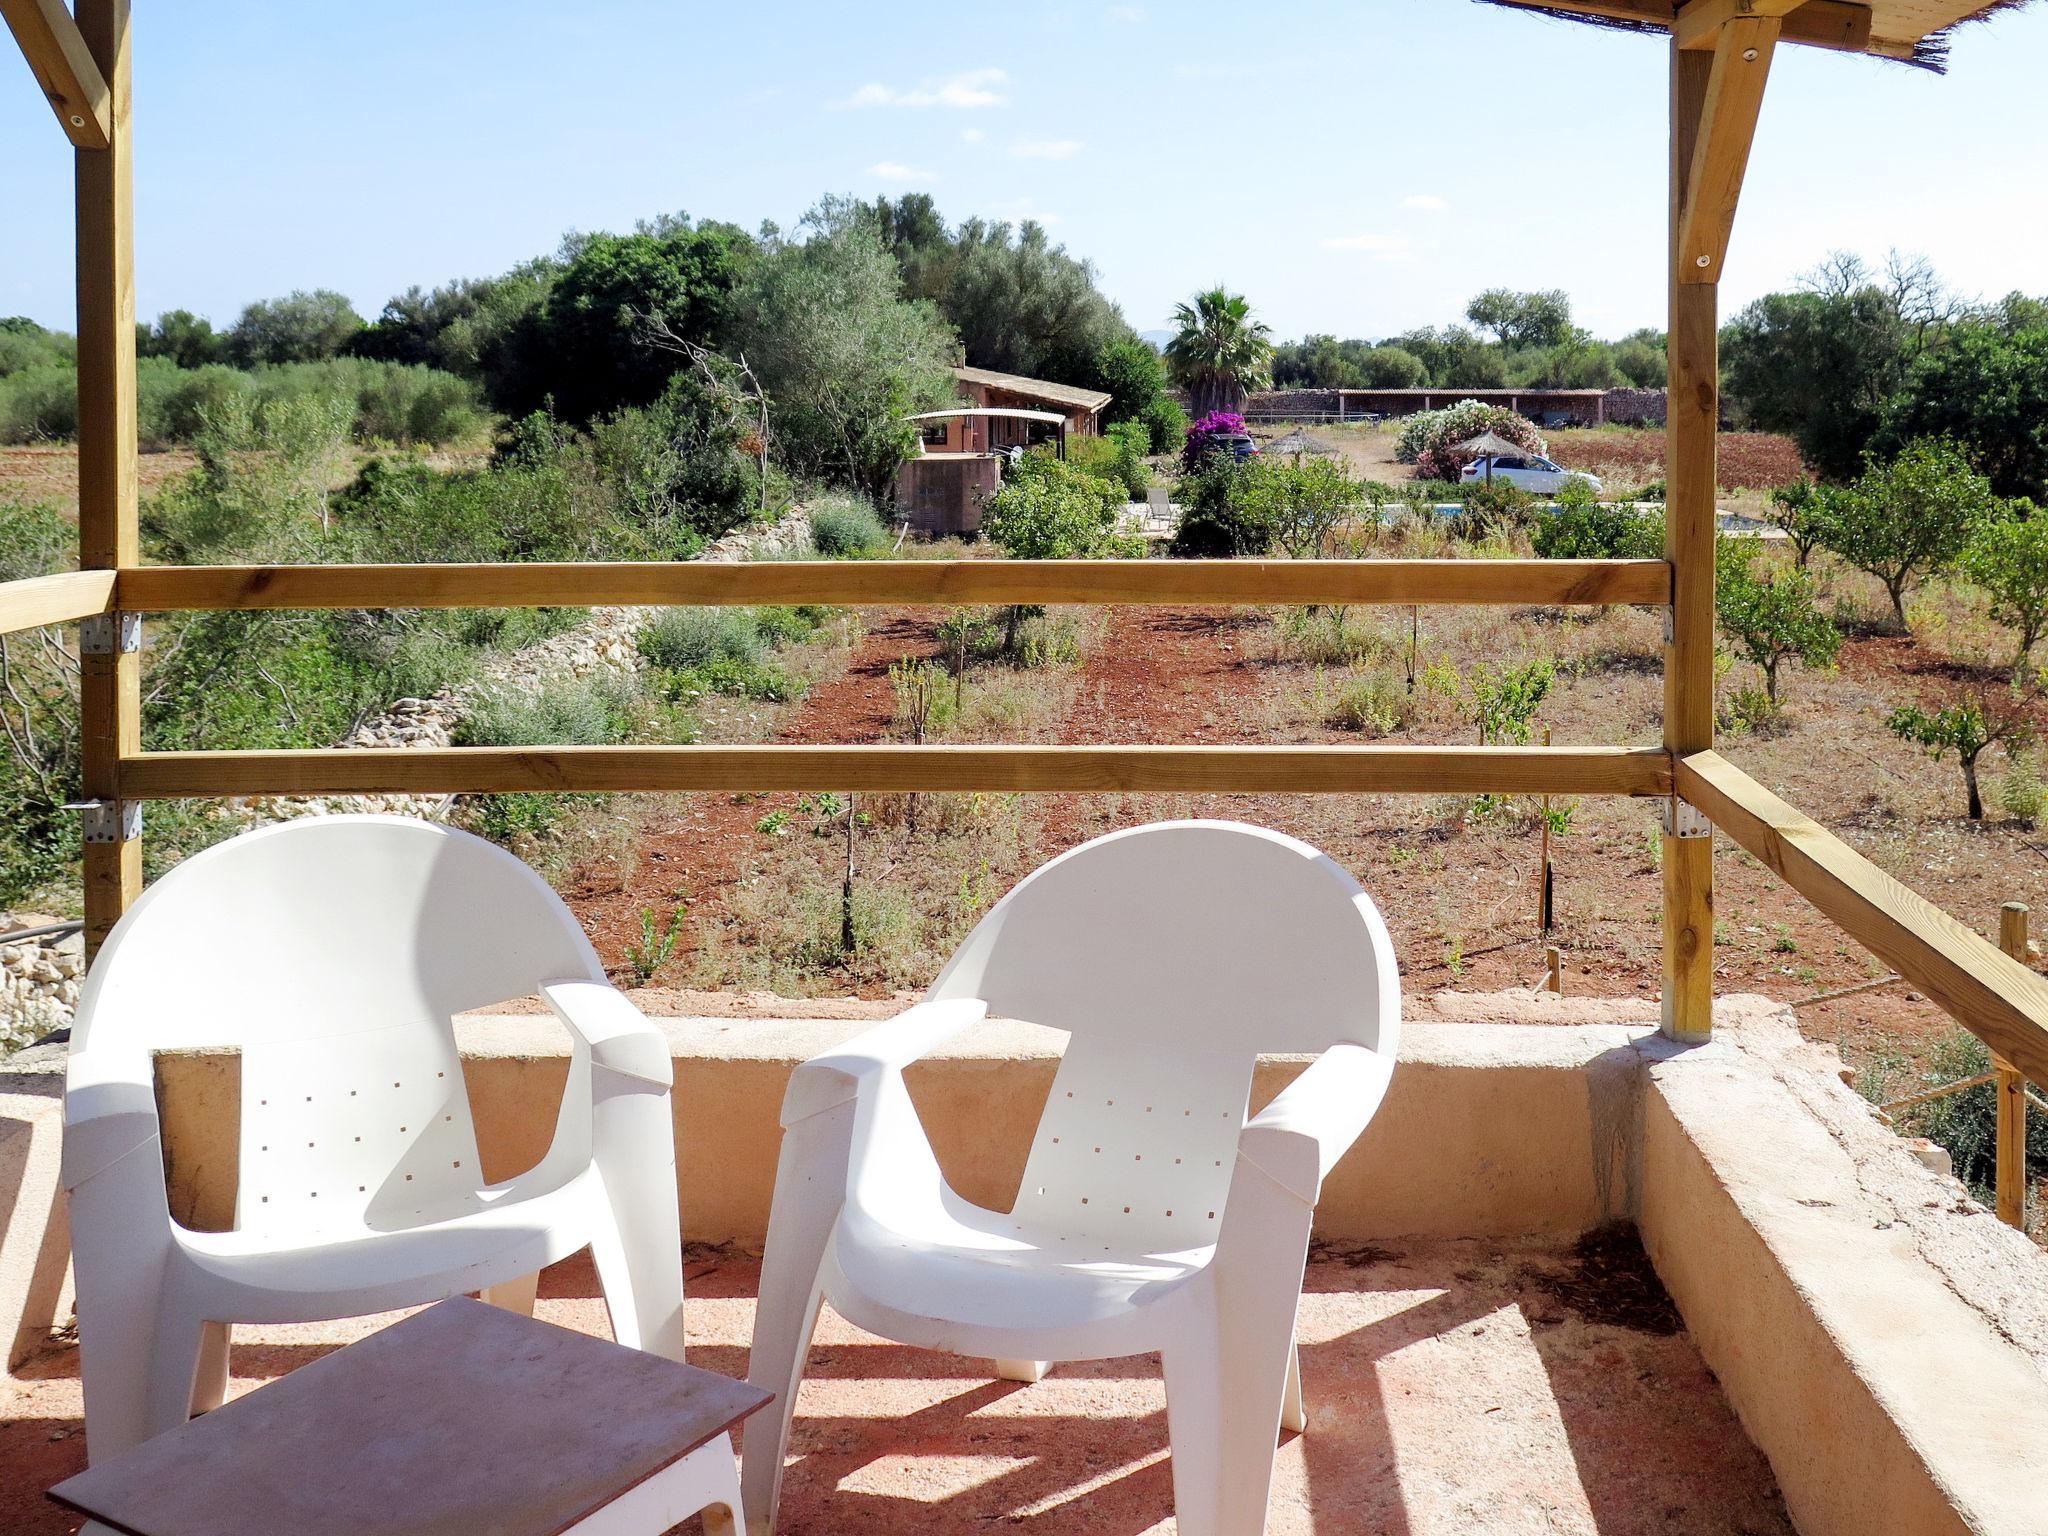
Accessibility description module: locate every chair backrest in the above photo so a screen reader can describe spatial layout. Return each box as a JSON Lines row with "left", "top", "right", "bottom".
{"left": 929, "top": 821, "right": 1398, "bottom": 1253}
{"left": 70, "top": 816, "right": 603, "bottom": 1237}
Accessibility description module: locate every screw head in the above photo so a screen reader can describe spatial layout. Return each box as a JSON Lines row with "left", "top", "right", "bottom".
{"left": 1743, "top": 47, "right": 1760, "bottom": 61}
{"left": 1695, "top": 255, "right": 1713, "bottom": 268}
{"left": 68, "top": 114, "right": 84, "bottom": 127}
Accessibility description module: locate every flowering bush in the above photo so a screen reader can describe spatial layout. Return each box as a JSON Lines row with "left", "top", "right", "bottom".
{"left": 1181, "top": 410, "right": 1248, "bottom": 473}
{"left": 1395, "top": 400, "right": 1547, "bottom": 481}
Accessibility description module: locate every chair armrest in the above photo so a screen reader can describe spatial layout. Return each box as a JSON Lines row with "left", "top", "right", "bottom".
{"left": 540, "top": 979, "right": 672, "bottom": 1087}
{"left": 1237, "top": 1042, "right": 1395, "bottom": 1205}
{"left": 62, "top": 1046, "right": 162, "bottom": 1192}
{"left": 780, "top": 997, "right": 988, "bottom": 1125}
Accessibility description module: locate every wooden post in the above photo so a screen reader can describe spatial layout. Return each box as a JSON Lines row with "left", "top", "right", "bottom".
{"left": 1996, "top": 902, "right": 2030, "bottom": 1229}
{"left": 1662, "top": 37, "right": 1719, "bottom": 1043}
{"left": 1544, "top": 945, "right": 1563, "bottom": 995}
{"left": 73, "top": 0, "right": 139, "bottom": 962}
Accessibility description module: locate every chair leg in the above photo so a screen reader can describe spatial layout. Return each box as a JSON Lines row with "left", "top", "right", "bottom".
{"left": 1162, "top": 1326, "right": 1298, "bottom": 1536}
{"left": 586, "top": 1060, "right": 688, "bottom": 1363}
{"left": 993, "top": 1358, "right": 1050, "bottom": 1383}
{"left": 1280, "top": 1338, "right": 1307, "bottom": 1434}
{"left": 480, "top": 1270, "right": 540, "bottom": 1318}
{"left": 141, "top": 1306, "right": 212, "bottom": 1450}
{"left": 589, "top": 1200, "right": 685, "bottom": 1363}
{"left": 189, "top": 1320, "right": 231, "bottom": 1416}
{"left": 741, "top": 1100, "right": 852, "bottom": 1536}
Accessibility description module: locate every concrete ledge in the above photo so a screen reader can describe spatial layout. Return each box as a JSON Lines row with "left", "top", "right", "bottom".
{"left": 0, "top": 1073, "right": 71, "bottom": 1370}
{"left": 1641, "top": 1006, "right": 2048, "bottom": 1536}
{"left": 146, "top": 1015, "right": 1656, "bottom": 1244}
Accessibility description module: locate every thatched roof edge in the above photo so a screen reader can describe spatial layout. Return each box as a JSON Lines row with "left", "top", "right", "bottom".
{"left": 1470, "top": 0, "right": 2036, "bottom": 74}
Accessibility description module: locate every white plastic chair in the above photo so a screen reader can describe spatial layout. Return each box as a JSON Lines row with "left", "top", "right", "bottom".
{"left": 62, "top": 815, "right": 685, "bottom": 1462}
{"left": 741, "top": 820, "right": 1401, "bottom": 1536}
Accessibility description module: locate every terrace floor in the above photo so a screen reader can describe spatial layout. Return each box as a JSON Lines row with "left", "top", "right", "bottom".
{"left": 1, "top": 1234, "right": 1793, "bottom": 1535}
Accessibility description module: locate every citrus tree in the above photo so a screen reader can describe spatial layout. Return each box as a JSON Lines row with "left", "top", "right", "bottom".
{"left": 1715, "top": 540, "right": 1841, "bottom": 705}
{"left": 1961, "top": 500, "right": 2048, "bottom": 680}
{"left": 1810, "top": 438, "right": 1997, "bottom": 627}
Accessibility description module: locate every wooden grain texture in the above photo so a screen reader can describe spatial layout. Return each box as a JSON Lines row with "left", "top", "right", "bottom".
{"left": 73, "top": 0, "right": 138, "bottom": 963}
{"left": 1676, "top": 14, "right": 1782, "bottom": 284}
{"left": 119, "top": 558, "right": 1674, "bottom": 612}
{"left": 0, "top": 570, "right": 114, "bottom": 634}
{"left": 119, "top": 744, "right": 1674, "bottom": 799}
{"left": 1674, "top": 0, "right": 1821, "bottom": 50}
{"left": 0, "top": 0, "right": 110, "bottom": 147}
{"left": 49, "top": 1297, "right": 772, "bottom": 1536}
{"left": 1663, "top": 37, "right": 1720, "bottom": 1042}
{"left": 1995, "top": 902, "right": 2029, "bottom": 1228}
{"left": 1678, "top": 751, "right": 2048, "bottom": 1088}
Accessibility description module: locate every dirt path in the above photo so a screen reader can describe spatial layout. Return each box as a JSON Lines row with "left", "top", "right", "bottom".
{"left": 565, "top": 613, "right": 942, "bottom": 979}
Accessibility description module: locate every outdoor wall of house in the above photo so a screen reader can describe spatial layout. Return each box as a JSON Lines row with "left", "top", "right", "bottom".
{"left": 895, "top": 454, "right": 999, "bottom": 536}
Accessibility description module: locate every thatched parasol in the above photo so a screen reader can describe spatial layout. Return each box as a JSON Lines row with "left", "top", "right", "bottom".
{"left": 1448, "top": 430, "right": 1529, "bottom": 483}
{"left": 1266, "top": 429, "right": 1337, "bottom": 458}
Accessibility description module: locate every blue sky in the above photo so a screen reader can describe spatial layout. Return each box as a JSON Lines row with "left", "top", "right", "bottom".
{"left": 3, "top": 1, "right": 2043, "bottom": 344}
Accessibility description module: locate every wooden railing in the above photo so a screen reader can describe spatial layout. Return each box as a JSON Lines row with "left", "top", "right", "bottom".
{"left": 0, "top": 554, "right": 2039, "bottom": 1225}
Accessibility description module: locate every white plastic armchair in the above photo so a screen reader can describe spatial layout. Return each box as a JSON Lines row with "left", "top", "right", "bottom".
{"left": 742, "top": 820, "right": 1400, "bottom": 1536}
{"left": 62, "top": 816, "right": 684, "bottom": 1463}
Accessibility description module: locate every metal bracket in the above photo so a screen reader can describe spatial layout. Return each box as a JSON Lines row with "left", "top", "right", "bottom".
{"left": 1663, "top": 608, "right": 1676, "bottom": 647}
{"left": 64, "top": 799, "right": 142, "bottom": 844}
{"left": 78, "top": 612, "right": 141, "bottom": 656}
{"left": 1661, "top": 798, "right": 1712, "bottom": 840}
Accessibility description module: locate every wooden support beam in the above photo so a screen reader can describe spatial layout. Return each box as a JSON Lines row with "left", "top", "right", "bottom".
{"left": 118, "top": 558, "right": 1674, "bottom": 613}
{"left": 0, "top": 570, "right": 114, "bottom": 634}
{"left": 2, "top": 0, "right": 110, "bottom": 147}
{"left": 1677, "top": 751, "right": 2048, "bottom": 1090}
{"left": 1676, "top": 13, "right": 1781, "bottom": 283}
{"left": 73, "top": 0, "right": 138, "bottom": 962}
{"left": 1663, "top": 38, "right": 1719, "bottom": 1043}
{"left": 1995, "top": 903, "right": 2029, "bottom": 1230}
{"left": 1675, "top": 0, "right": 1809, "bottom": 51}
{"left": 119, "top": 744, "right": 1674, "bottom": 801}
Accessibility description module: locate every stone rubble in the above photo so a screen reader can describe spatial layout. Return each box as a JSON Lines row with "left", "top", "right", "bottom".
{"left": 0, "top": 508, "right": 813, "bottom": 1049}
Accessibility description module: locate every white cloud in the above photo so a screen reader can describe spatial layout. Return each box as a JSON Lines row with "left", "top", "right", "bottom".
{"left": 1403, "top": 193, "right": 1450, "bottom": 212}
{"left": 1319, "top": 232, "right": 1417, "bottom": 260}
{"left": 836, "top": 68, "right": 1008, "bottom": 109}
{"left": 1011, "top": 137, "right": 1084, "bottom": 160}
{"left": 1107, "top": 4, "right": 1147, "bottom": 19}
{"left": 960, "top": 127, "right": 986, "bottom": 144}
{"left": 867, "top": 161, "right": 939, "bottom": 184}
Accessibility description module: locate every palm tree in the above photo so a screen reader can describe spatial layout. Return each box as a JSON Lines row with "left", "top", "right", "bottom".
{"left": 1165, "top": 287, "right": 1274, "bottom": 417}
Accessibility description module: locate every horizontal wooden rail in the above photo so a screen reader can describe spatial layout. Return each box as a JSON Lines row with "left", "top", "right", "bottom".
{"left": 120, "top": 743, "right": 1672, "bottom": 800}
{"left": 0, "top": 570, "right": 116, "bottom": 635}
{"left": 1677, "top": 749, "right": 2048, "bottom": 1088}
{"left": 119, "top": 558, "right": 1672, "bottom": 612}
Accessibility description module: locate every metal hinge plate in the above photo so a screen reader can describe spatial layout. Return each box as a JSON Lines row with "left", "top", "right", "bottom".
{"left": 78, "top": 612, "right": 141, "bottom": 656}
{"left": 64, "top": 799, "right": 142, "bottom": 843}
{"left": 1661, "top": 799, "right": 1712, "bottom": 840}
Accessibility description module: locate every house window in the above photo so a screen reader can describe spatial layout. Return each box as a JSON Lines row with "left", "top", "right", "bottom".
{"left": 920, "top": 423, "right": 950, "bottom": 447}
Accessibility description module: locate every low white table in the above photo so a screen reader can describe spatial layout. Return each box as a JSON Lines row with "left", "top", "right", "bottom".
{"left": 51, "top": 1296, "right": 772, "bottom": 1536}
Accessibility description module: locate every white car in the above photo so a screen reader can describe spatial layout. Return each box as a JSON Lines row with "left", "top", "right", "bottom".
{"left": 1460, "top": 454, "right": 1603, "bottom": 495}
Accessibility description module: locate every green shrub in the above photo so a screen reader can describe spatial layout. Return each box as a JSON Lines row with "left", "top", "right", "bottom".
{"left": 1533, "top": 481, "right": 1665, "bottom": 559}
{"left": 808, "top": 494, "right": 889, "bottom": 557}
{"left": 1715, "top": 539, "right": 1840, "bottom": 704}
{"left": 638, "top": 608, "right": 767, "bottom": 672}
{"left": 455, "top": 673, "right": 640, "bottom": 841}
{"left": 1169, "top": 461, "right": 1273, "bottom": 557}
{"left": 1903, "top": 1030, "right": 2048, "bottom": 1203}
{"left": 0, "top": 364, "right": 78, "bottom": 442}
{"left": 1322, "top": 670, "right": 1404, "bottom": 735}
{"left": 1138, "top": 393, "right": 1188, "bottom": 454}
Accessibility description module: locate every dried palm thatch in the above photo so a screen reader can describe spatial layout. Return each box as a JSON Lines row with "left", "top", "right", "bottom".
{"left": 1470, "top": 0, "right": 2034, "bottom": 72}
